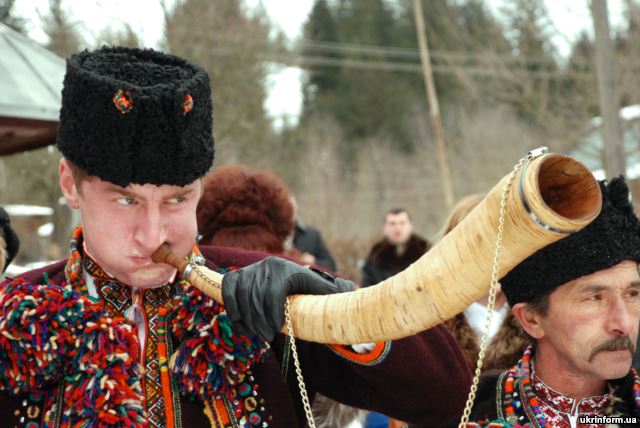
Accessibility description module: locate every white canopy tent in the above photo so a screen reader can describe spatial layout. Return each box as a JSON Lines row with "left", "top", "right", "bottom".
{"left": 0, "top": 22, "right": 65, "bottom": 155}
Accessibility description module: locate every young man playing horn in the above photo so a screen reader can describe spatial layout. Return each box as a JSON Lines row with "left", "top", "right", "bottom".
{"left": 0, "top": 47, "right": 471, "bottom": 427}
{"left": 448, "top": 177, "right": 640, "bottom": 428}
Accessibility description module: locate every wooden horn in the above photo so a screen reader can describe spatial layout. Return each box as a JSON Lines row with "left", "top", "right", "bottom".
{"left": 153, "top": 153, "right": 602, "bottom": 344}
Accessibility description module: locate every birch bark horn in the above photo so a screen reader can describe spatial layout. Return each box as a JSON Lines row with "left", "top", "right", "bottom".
{"left": 153, "top": 153, "right": 601, "bottom": 344}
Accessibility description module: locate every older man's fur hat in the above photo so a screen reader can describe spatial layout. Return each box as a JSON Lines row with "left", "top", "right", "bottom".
{"left": 501, "top": 176, "right": 640, "bottom": 305}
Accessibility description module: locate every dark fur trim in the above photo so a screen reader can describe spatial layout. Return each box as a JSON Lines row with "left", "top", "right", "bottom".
{"left": 57, "top": 46, "right": 214, "bottom": 187}
{"left": 368, "top": 234, "right": 430, "bottom": 272}
{"left": 501, "top": 176, "right": 640, "bottom": 305}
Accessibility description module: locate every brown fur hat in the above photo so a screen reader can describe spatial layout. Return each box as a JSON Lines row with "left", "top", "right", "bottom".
{"left": 196, "top": 165, "right": 294, "bottom": 253}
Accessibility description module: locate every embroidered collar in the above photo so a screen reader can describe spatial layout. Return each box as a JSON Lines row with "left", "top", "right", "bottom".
{"left": 530, "top": 360, "right": 612, "bottom": 418}
{"left": 482, "top": 346, "right": 640, "bottom": 428}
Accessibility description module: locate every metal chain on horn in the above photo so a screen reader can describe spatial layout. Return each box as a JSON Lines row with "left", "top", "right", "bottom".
{"left": 458, "top": 147, "right": 548, "bottom": 427}
{"left": 285, "top": 299, "right": 316, "bottom": 428}
{"left": 281, "top": 148, "right": 548, "bottom": 428}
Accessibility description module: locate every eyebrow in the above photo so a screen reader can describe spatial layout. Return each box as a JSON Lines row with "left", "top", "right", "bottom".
{"left": 107, "top": 187, "right": 137, "bottom": 198}
{"left": 106, "top": 187, "right": 195, "bottom": 200}
{"left": 579, "top": 281, "right": 640, "bottom": 294}
{"left": 168, "top": 188, "right": 195, "bottom": 200}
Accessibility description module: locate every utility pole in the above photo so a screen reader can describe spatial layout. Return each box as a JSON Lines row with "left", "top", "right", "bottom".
{"left": 413, "top": 0, "right": 455, "bottom": 209}
{"left": 591, "top": 0, "right": 625, "bottom": 178}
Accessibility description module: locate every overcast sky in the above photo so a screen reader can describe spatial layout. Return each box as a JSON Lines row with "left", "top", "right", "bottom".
{"left": 12, "top": 0, "right": 627, "bottom": 128}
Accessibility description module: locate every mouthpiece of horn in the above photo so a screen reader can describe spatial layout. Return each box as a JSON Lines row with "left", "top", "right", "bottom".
{"left": 153, "top": 153, "right": 601, "bottom": 344}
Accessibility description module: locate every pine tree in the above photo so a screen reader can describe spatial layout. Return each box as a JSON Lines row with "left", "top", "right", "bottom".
{"left": 300, "top": 0, "right": 514, "bottom": 153}
{"left": 498, "top": 0, "right": 560, "bottom": 126}
{"left": 301, "top": 0, "right": 417, "bottom": 152}
{"left": 302, "top": 0, "right": 340, "bottom": 102}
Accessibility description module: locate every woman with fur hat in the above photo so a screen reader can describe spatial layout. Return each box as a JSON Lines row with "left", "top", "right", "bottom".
{"left": 196, "top": 164, "right": 296, "bottom": 254}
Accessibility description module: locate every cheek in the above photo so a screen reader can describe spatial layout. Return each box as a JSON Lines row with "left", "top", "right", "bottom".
{"left": 560, "top": 314, "right": 605, "bottom": 357}
{"left": 165, "top": 210, "right": 198, "bottom": 249}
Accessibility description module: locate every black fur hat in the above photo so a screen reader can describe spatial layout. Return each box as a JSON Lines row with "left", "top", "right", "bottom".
{"left": 0, "top": 207, "right": 20, "bottom": 273}
{"left": 57, "top": 46, "right": 214, "bottom": 187}
{"left": 501, "top": 176, "right": 640, "bottom": 305}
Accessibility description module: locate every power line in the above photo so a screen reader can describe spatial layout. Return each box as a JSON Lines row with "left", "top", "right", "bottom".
{"left": 170, "top": 29, "right": 640, "bottom": 77}
{"left": 204, "top": 46, "right": 598, "bottom": 79}
{"left": 180, "top": 29, "right": 567, "bottom": 66}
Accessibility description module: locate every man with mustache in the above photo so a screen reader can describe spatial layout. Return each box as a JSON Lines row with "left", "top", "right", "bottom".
{"left": 455, "top": 176, "right": 640, "bottom": 428}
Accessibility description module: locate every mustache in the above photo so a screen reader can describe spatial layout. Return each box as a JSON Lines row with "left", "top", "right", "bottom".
{"left": 588, "top": 336, "right": 636, "bottom": 362}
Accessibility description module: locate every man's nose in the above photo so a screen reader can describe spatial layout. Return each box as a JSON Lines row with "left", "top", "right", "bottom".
{"left": 607, "top": 297, "right": 636, "bottom": 337}
{"left": 133, "top": 206, "right": 167, "bottom": 254}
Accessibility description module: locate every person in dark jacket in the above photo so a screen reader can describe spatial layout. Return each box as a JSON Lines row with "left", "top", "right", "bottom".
{"left": 361, "top": 208, "right": 430, "bottom": 287}
{"left": 0, "top": 46, "right": 471, "bottom": 428}
{"left": 0, "top": 206, "right": 20, "bottom": 274}
{"left": 291, "top": 197, "right": 337, "bottom": 271}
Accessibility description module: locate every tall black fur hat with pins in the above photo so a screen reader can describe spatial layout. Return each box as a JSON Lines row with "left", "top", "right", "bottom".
{"left": 57, "top": 46, "right": 214, "bottom": 187}
{"left": 501, "top": 176, "right": 640, "bottom": 305}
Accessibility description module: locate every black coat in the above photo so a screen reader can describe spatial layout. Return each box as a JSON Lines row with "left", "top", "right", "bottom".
{"left": 293, "top": 220, "right": 336, "bottom": 272}
{"left": 360, "top": 234, "right": 430, "bottom": 287}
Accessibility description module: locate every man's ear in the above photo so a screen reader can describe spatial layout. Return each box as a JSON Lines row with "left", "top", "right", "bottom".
{"left": 59, "top": 158, "right": 80, "bottom": 209}
{"left": 512, "top": 303, "right": 546, "bottom": 340}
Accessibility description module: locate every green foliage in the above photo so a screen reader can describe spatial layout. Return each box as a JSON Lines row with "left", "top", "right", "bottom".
{"left": 300, "top": 0, "right": 512, "bottom": 156}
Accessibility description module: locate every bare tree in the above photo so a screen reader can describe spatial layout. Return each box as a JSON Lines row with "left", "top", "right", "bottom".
{"left": 41, "top": 0, "right": 84, "bottom": 59}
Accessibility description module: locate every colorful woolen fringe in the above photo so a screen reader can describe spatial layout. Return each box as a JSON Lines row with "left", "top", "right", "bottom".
{"left": 170, "top": 277, "right": 270, "bottom": 400}
{"left": 0, "top": 277, "right": 147, "bottom": 427}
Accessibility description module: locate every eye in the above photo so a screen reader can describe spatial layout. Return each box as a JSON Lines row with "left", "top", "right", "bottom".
{"left": 627, "top": 289, "right": 640, "bottom": 299}
{"left": 587, "top": 294, "right": 603, "bottom": 302}
{"left": 167, "top": 196, "right": 185, "bottom": 204}
{"left": 116, "top": 197, "right": 137, "bottom": 206}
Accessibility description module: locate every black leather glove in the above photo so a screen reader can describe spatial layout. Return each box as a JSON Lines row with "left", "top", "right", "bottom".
{"left": 222, "top": 256, "right": 355, "bottom": 341}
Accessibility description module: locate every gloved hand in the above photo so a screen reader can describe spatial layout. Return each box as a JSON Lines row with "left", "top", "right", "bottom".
{"left": 222, "top": 256, "right": 355, "bottom": 341}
